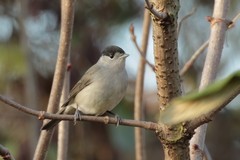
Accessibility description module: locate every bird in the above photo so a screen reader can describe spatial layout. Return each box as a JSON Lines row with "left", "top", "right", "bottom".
{"left": 41, "top": 45, "right": 128, "bottom": 130}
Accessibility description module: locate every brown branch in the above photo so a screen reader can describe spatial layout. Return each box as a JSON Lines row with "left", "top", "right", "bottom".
{"left": 180, "top": 40, "right": 209, "bottom": 76}
{"left": 57, "top": 60, "right": 70, "bottom": 160}
{"left": 0, "top": 144, "right": 15, "bottom": 160}
{"left": 145, "top": 0, "right": 167, "bottom": 19}
{"left": 129, "top": 24, "right": 155, "bottom": 71}
{"left": 134, "top": 9, "right": 151, "bottom": 160}
{"left": 177, "top": 7, "right": 197, "bottom": 37}
{"left": 228, "top": 12, "right": 240, "bottom": 29}
{"left": 33, "top": 0, "right": 75, "bottom": 160}
{"left": 0, "top": 95, "right": 159, "bottom": 131}
{"left": 149, "top": 0, "right": 187, "bottom": 159}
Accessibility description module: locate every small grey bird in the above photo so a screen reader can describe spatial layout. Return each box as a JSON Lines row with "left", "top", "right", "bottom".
{"left": 41, "top": 45, "right": 128, "bottom": 130}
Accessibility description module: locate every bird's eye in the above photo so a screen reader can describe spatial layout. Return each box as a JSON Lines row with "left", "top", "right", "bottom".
{"left": 109, "top": 53, "right": 114, "bottom": 59}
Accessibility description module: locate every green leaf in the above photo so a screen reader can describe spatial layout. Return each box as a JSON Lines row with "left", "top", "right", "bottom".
{"left": 160, "top": 71, "right": 240, "bottom": 125}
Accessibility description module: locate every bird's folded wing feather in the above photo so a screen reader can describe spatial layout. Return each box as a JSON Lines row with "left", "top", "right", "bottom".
{"left": 61, "top": 65, "right": 98, "bottom": 107}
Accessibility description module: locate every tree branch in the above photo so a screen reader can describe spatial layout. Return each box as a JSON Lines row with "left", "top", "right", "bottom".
{"left": 33, "top": 0, "right": 75, "bottom": 160}
{"left": 180, "top": 12, "right": 239, "bottom": 76}
{"left": 129, "top": 24, "right": 155, "bottom": 71}
{"left": 134, "top": 9, "right": 151, "bottom": 160}
{"left": 57, "top": 62, "right": 71, "bottom": 160}
{"left": 178, "top": 7, "right": 197, "bottom": 37}
{"left": 180, "top": 40, "right": 209, "bottom": 76}
{"left": 228, "top": 12, "right": 240, "bottom": 29}
{"left": 190, "top": 0, "right": 230, "bottom": 159}
{"left": 149, "top": 0, "right": 190, "bottom": 159}
{"left": 145, "top": 0, "right": 168, "bottom": 19}
{"left": 0, "top": 95, "right": 159, "bottom": 131}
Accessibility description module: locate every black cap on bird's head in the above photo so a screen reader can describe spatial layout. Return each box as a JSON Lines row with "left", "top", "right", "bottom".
{"left": 102, "top": 45, "right": 126, "bottom": 59}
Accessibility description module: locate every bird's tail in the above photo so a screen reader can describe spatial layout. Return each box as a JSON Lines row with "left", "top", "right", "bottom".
{"left": 41, "top": 107, "right": 66, "bottom": 130}
{"left": 41, "top": 119, "right": 61, "bottom": 130}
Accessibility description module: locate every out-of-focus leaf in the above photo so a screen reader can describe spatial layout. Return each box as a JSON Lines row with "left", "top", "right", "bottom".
{"left": 160, "top": 71, "right": 240, "bottom": 125}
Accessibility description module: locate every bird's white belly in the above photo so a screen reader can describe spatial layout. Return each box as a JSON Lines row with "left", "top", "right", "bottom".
{"left": 73, "top": 79, "right": 126, "bottom": 115}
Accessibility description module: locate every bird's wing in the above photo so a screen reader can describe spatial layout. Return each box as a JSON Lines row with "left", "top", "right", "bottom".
{"left": 61, "top": 64, "right": 98, "bottom": 107}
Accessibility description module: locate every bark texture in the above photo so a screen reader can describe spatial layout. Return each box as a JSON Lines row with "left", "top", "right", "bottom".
{"left": 150, "top": 0, "right": 191, "bottom": 159}
{"left": 151, "top": 0, "right": 181, "bottom": 109}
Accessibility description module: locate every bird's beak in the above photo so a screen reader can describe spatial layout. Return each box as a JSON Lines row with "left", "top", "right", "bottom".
{"left": 121, "top": 54, "right": 129, "bottom": 59}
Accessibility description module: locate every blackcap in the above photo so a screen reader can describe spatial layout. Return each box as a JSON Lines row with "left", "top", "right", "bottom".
{"left": 41, "top": 45, "right": 128, "bottom": 130}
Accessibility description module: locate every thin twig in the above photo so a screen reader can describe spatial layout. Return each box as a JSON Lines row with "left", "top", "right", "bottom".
{"left": 134, "top": 9, "right": 151, "bottom": 160}
{"left": 33, "top": 0, "right": 75, "bottom": 160}
{"left": 180, "top": 40, "right": 209, "bottom": 76}
{"left": 0, "top": 95, "right": 159, "bottom": 131}
{"left": 178, "top": 7, "right": 197, "bottom": 37}
{"left": 180, "top": 12, "right": 240, "bottom": 76}
{"left": 129, "top": 24, "right": 155, "bottom": 71}
{"left": 228, "top": 12, "right": 240, "bottom": 29}
{"left": 145, "top": 0, "right": 167, "bottom": 19}
{"left": 0, "top": 144, "right": 15, "bottom": 160}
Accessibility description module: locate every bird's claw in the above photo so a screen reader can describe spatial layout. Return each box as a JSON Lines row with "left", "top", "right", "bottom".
{"left": 105, "top": 111, "right": 121, "bottom": 127}
{"left": 74, "top": 108, "right": 81, "bottom": 125}
{"left": 115, "top": 114, "right": 121, "bottom": 127}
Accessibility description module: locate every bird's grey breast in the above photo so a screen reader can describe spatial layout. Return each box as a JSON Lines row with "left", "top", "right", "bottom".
{"left": 73, "top": 61, "right": 128, "bottom": 115}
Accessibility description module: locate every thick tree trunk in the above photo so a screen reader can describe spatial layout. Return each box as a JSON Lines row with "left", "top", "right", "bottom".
{"left": 151, "top": 0, "right": 181, "bottom": 109}
{"left": 149, "top": 0, "right": 191, "bottom": 159}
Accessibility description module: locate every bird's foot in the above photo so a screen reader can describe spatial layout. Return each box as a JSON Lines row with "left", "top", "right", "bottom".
{"left": 106, "top": 111, "right": 121, "bottom": 127}
{"left": 115, "top": 114, "right": 121, "bottom": 127}
{"left": 74, "top": 108, "right": 81, "bottom": 125}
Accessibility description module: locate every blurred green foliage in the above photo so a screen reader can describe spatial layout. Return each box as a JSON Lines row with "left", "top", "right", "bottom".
{"left": 0, "top": 43, "right": 26, "bottom": 91}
